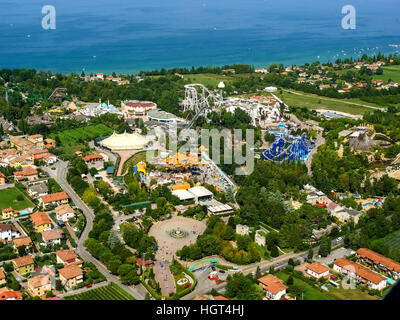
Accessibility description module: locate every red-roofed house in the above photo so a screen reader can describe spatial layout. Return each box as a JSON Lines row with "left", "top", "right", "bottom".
{"left": 258, "top": 274, "right": 288, "bottom": 300}
{"left": 306, "top": 262, "right": 330, "bottom": 279}
{"left": 13, "top": 166, "right": 38, "bottom": 181}
{"left": 41, "top": 192, "right": 69, "bottom": 208}
{"left": 333, "top": 258, "right": 387, "bottom": 290}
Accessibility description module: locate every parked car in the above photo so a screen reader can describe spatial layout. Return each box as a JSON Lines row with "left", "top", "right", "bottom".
{"left": 219, "top": 270, "right": 225, "bottom": 274}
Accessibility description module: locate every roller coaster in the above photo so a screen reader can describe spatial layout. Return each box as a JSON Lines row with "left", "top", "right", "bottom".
{"left": 182, "top": 83, "right": 223, "bottom": 129}
{"left": 262, "top": 133, "right": 310, "bottom": 164}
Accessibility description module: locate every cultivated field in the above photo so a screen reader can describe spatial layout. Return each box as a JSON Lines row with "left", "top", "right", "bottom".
{"left": 0, "top": 187, "right": 34, "bottom": 211}
{"left": 276, "top": 90, "right": 381, "bottom": 115}
{"left": 50, "top": 124, "right": 113, "bottom": 146}
{"left": 64, "top": 283, "right": 134, "bottom": 300}
{"left": 373, "top": 65, "right": 400, "bottom": 83}
{"left": 383, "top": 231, "right": 400, "bottom": 251}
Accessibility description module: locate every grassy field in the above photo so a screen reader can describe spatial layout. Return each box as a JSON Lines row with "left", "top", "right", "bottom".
{"left": 327, "top": 286, "right": 379, "bottom": 300}
{"left": 275, "top": 271, "right": 335, "bottom": 300}
{"left": 275, "top": 90, "right": 380, "bottom": 115}
{"left": 183, "top": 73, "right": 236, "bottom": 87}
{"left": 50, "top": 124, "right": 113, "bottom": 146}
{"left": 382, "top": 230, "right": 400, "bottom": 251}
{"left": 0, "top": 187, "right": 34, "bottom": 211}
{"left": 373, "top": 65, "right": 400, "bottom": 83}
{"left": 121, "top": 151, "right": 149, "bottom": 176}
{"left": 64, "top": 283, "right": 135, "bottom": 300}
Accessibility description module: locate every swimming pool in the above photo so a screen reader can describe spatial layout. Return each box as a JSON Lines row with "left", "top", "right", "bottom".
{"left": 386, "top": 278, "right": 395, "bottom": 285}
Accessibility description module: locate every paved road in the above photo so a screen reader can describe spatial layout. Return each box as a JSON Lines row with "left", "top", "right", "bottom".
{"left": 42, "top": 161, "right": 146, "bottom": 300}
{"left": 183, "top": 239, "right": 344, "bottom": 299}
{"left": 305, "top": 132, "right": 325, "bottom": 176}
{"left": 89, "top": 141, "right": 117, "bottom": 163}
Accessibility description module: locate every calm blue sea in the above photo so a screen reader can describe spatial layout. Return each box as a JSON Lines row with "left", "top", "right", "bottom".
{"left": 0, "top": 0, "right": 399, "bottom": 74}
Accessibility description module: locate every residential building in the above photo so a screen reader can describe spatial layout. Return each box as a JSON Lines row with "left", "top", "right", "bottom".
{"left": 0, "top": 223, "right": 21, "bottom": 241}
{"left": 27, "top": 182, "right": 49, "bottom": 199}
{"left": 55, "top": 204, "right": 76, "bottom": 223}
{"left": 13, "top": 236, "right": 32, "bottom": 251}
{"left": 306, "top": 262, "right": 330, "bottom": 279}
{"left": 333, "top": 258, "right": 387, "bottom": 290}
{"left": 41, "top": 228, "right": 64, "bottom": 245}
{"left": 0, "top": 172, "right": 6, "bottom": 185}
{"left": 30, "top": 211, "right": 52, "bottom": 232}
{"left": 356, "top": 248, "right": 400, "bottom": 280}
{"left": 82, "top": 154, "right": 103, "bottom": 167}
{"left": 1, "top": 208, "right": 19, "bottom": 220}
{"left": 27, "top": 275, "right": 51, "bottom": 297}
{"left": 13, "top": 255, "right": 35, "bottom": 275}
{"left": 56, "top": 249, "right": 82, "bottom": 266}
{"left": 258, "top": 274, "right": 288, "bottom": 300}
{"left": 13, "top": 166, "right": 38, "bottom": 181}
{"left": 41, "top": 192, "right": 69, "bottom": 208}
{"left": 236, "top": 224, "right": 250, "bottom": 236}
{"left": 0, "top": 268, "right": 6, "bottom": 286}
{"left": 58, "top": 265, "right": 83, "bottom": 289}
{"left": 0, "top": 290, "right": 23, "bottom": 300}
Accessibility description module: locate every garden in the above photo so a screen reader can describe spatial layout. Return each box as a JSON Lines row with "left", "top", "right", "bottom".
{"left": 50, "top": 124, "right": 113, "bottom": 146}
{"left": 0, "top": 187, "right": 34, "bottom": 212}
{"left": 64, "top": 282, "right": 134, "bottom": 300}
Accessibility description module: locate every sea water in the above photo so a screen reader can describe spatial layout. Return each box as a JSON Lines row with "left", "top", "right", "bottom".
{"left": 0, "top": 0, "right": 399, "bottom": 73}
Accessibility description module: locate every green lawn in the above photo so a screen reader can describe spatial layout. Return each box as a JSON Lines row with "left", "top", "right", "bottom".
{"left": 373, "top": 66, "right": 400, "bottom": 83}
{"left": 275, "top": 90, "right": 380, "bottom": 115}
{"left": 64, "top": 283, "right": 135, "bottom": 300}
{"left": 327, "top": 286, "right": 379, "bottom": 300}
{"left": 50, "top": 124, "right": 113, "bottom": 146}
{"left": 183, "top": 73, "right": 235, "bottom": 87}
{"left": 0, "top": 187, "right": 34, "bottom": 212}
{"left": 275, "top": 271, "right": 335, "bottom": 300}
{"left": 382, "top": 230, "right": 400, "bottom": 251}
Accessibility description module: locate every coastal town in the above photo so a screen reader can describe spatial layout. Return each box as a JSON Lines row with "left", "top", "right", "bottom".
{"left": 1, "top": 52, "right": 400, "bottom": 302}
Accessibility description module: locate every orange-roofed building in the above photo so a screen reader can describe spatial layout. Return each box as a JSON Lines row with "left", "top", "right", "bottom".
{"left": 0, "top": 172, "right": 6, "bottom": 185}
{"left": 58, "top": 265, "right": 83, "bottom": 289}
{"left": 333, "top": 258, "right": 387, "bottom": 290}
{"left": 41, "top": 192, "right": 69, "bottom": 208}
{"left": 27, "top": 275, "right": 51, "bottom": 297}
{"left": 13, "top": 255, "right": 35, "bottom": 275}
{"left": 258, "top": 274, "right": 288, "bottom": 300}
{"left": 0, "top": 290, "right": 23, "bottom": 300}
{"left": 13, "top": 166, "right": 38, "bottom": 181}
{"left": 356, "top": 248, "right": 400, "bottom": 280}
{"left": 0, "top": 268, "right": 6, "bottom": 286}
{"left": 306, "top": 262, "right": 330, "bottom": 279}
{"left": 172, "top": 183, "right": 191, "bottom": 191}
{"left": 13, "top": 236, "right": 32, "bottom": 249}
{"left": 30, "top": 211, "right": 52, "bottom": 232}
{"left": 56, "top": 249, "right": 82, "bottom": 266}
{"left": 82, "top": 154, "right": 103, "bottom": 165}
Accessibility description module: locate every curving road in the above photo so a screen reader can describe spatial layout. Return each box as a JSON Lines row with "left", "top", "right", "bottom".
{"left": 42, "top": 161, "right": 146, "bottom": 300}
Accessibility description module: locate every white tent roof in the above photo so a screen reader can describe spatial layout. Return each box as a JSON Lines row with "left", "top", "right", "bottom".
{"left": 100, "top": 131, "right": 148, "bottom": 151}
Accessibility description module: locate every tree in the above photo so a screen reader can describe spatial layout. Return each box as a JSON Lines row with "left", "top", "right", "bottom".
{"left": 286, "top": 276, "right": 294, "bottom": 286}
{"left": 270, "top": 245, "right": 279, "bottom": 257}
{"left": 308, "top": 247, "right": 314, "bottom": 260}
{"left": 318, "top": 236, "right": 332, "bottom": 257}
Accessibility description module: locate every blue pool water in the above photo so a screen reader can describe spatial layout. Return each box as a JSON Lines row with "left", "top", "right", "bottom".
{"left": 19, "top": 210, "right": 30, "bottom": 215}
{"left": 387, "top": 278, "right": 395, "bottom": 285}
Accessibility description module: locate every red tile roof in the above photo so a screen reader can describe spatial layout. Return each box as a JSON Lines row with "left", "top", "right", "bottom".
{"left": 0, "top": 291, "right": 23, "bottom": 300}
{"left": 41, "top": 192, "right": 68, "bottom": 204}
{"left": 306, "top": 262, "right": 329, "bottom": 275}
{"left": 13, "top": 255, "right": 34, "bottom": 268}
{"left": 82, "top": 154, "right": 103, "bottom": 162}
{"left": 30, "top": 211, "right": 52, "bottom": 227}
{"left": 56, "top": 249, "right": 78, "bottom": 263}
{"left": 58, "top": 265, "right": 83, "bottom": 279}
{"left": 334, "top": 258, "right": 386, "bottom": 285}
{"left": 258, "top": 274, "right": 288, "bottom": 294}
{"left": 357, "top": 248, "right": 400, "bottom": 273}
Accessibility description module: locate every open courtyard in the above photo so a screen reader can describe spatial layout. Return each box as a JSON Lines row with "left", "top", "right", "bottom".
{"left": 148, "top": 216, "right": 206, "bottom": 297}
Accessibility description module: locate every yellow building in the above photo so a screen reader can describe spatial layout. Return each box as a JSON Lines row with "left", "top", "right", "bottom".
{"left": 27, "top": 275, "right": 51, "bottom": 297}
{"left": 13, "top": 255, "right": 35, "bottom": 275}
{"left": 58, "top": 265, "right": 83, "bottom": 289}
{"left": 1, "top": 208, "right": 19, "bottom": 220}
{"left": 30, "top": 211, "right": 52, "bottom": 233}
{"left": 0, "top": 268, "right": 6, "bottom": 286}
